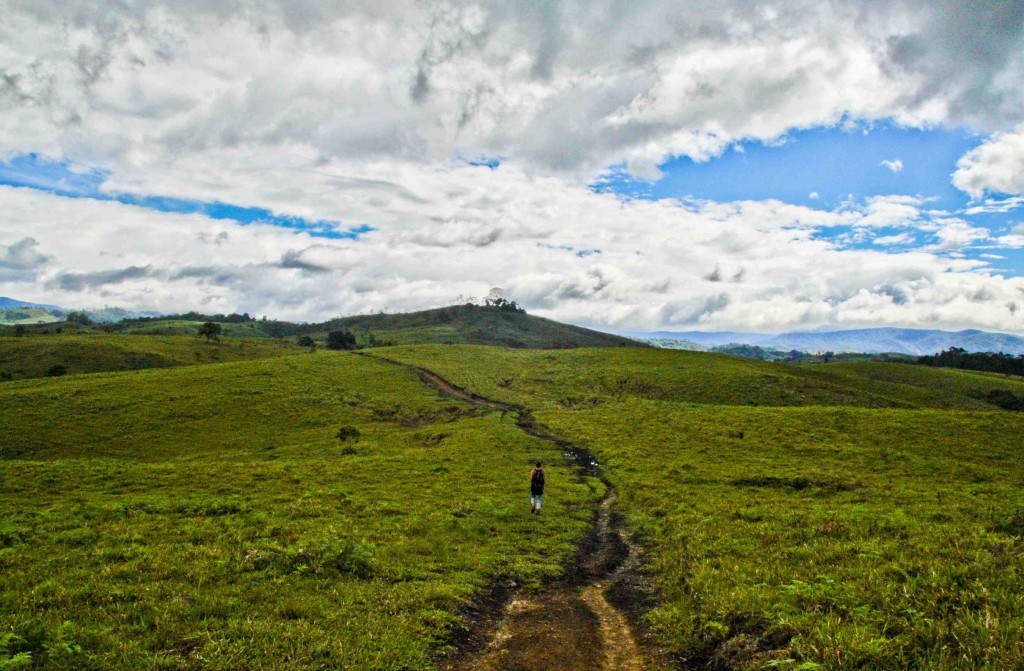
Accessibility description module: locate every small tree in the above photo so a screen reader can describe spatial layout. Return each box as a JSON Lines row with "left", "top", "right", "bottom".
{"left": 297, "top": 335, "right": 314, "bottom": 347}
{"left": 326, "top": 330, "right": 358, "bottom": 350}
{"left": 198, "top": 322, "right": 222, "bottom": 342}
{"left": 14, "top": 325, "right": 25, "bottom": 337}
{"left": 485, "top": 287, "right": 504, "bottom": 305}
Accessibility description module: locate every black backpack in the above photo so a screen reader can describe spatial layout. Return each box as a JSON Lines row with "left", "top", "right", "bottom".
{"left": 531, "top": 469, "right": 545, "bottom": 491}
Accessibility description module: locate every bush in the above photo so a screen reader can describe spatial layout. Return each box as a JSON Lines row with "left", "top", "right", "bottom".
{"left": 45, "top": 364, "right": 67, "bottom": 377}
{"left": 297, "top": 335, "right": 314, "bottom": 347}
{"left": 337, "top": 426, "right": 361, "bottom": 442}
{"left": 326, "top": 330, "right": 358, "bottom": 350}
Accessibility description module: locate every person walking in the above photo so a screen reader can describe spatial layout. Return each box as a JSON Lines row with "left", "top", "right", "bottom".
{"left": 530, "top": 461, "right": 545, "bottom": 514}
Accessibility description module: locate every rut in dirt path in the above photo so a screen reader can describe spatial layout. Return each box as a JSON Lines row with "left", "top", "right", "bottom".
{"left": 363, "top": 353, "right": 648, "bottom": 671}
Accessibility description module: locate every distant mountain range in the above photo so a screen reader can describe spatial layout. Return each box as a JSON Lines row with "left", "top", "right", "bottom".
{"left": 627, "top": 327, "right": 1024, "bottom": 356}
{"left": 0, "top": 297, "right": 160, "bottom": 323}
{"left": 0, "top": 297, "right": 65, "bottom": 311}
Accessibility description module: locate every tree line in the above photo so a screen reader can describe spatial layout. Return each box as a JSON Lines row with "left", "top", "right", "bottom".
{"left": 916, "top": 347, "right": 1024, "bottom": 377}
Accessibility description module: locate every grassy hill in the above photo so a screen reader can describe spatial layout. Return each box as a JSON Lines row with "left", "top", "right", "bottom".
{"left": 316, "top": 305, "right": 642, "bottom": 348}
{"left": 4, "top": 344, "right": 1023, "bottom": 669}
{"left": 0, "top": 307, "right": 62, "bottom": 326}
{"left": 2, "top": 306, "right": 640, "bottom": 382}
{"left": 1, "top": 353, "right": 598, "bottom": 669}
{"left": 0, "top": 334, "right": 300, "bottom": 381}
{"left": 374, "top": 346, "right": 1024, "bottom": 670}
{"left": 112, "top": 319, "right": 277, "bottom": 338}
{"left": 109, "top": 305, "right": 644, "bottom": 349}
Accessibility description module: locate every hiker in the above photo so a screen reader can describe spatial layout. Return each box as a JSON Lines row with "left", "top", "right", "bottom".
{"left": 530, "top": 461, "right": 545, "bottom": 514}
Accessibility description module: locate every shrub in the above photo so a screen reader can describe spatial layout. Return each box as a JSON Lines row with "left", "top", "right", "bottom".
{"left": 45, "top": 364, "right": 67, "bottom": 377}
{"left": 297, "top": 335, "right": 314, "bottom": 347}
{"left": 337, "top": 426, "right": 361, "bottom": 442}
{"left": 326, "top": 330, "right": 358, "bottom": 350}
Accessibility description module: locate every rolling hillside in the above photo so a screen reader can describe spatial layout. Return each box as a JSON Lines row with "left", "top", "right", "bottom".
{"left": 375, "top": 346, "right": 1024, "bottom": 669}
{"left": 317, "top": 305, "right": 642, "bottom": 348}
{"left": 110, "top": 304, "right": 644, "bottom": 349}
{"left": 0, "top": 334, "right": 300, "bottom": 381}
{"left": 0, "top": 307, "right": 62, "bottom": 326}
{"left": 4, "top": 344, "right": 1024, "bottom": 669}
{"left": 1, "top": 352, "right": 596, "bottom": 669}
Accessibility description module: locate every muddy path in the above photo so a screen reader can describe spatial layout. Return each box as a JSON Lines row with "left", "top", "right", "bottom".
{"left": 362, "top": 353, "right": 648, "bottom": 670}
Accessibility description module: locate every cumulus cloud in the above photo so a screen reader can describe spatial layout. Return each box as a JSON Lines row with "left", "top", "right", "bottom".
{"left": 1, "top": 0, "right": 1022, "bottom": 190}
{"left": 853, "top": 195, "right": 925, "bottom": 228}
{"left": 4, "top": 176, "right": 1024, "bottom": 332}
{"left": 0, "top": 237, "right": 48, "bottom": 271}
{"left": 921, "top": 219, "right": 990, "bottom": 251}
{"left": 953, "top": 127, "right": 1024, "bottom": 198}
{"left": 880, "top": 158, "right": 903, "bottom": 173}
{"left": 873, "top": 232, "right": 914, "bottom": 246}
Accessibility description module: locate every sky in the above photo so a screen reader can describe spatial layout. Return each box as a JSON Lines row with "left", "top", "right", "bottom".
{"left": 1, "top": 1, "right": 1024, "bottom": 333}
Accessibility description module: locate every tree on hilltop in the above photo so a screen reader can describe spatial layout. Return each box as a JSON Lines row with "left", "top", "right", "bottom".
{"left": 484, "top": 287, "right": 526, "bottom": 313}
{"left": 198, "top": 322, "right": 222, "bottom": 342}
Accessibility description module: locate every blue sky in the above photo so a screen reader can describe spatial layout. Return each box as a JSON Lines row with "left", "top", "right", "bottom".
{"left": 0, "top": 154, "right": 370, "bottom": 240}
{"left": 592, "top": 123, "right": 1024, "bottom": 273}
{"left": 596, "top": 123, "right": 982, "bottom": 210}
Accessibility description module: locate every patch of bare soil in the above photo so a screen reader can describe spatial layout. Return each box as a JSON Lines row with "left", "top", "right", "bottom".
{"left": 451, "top": 590, "right": 605, "bottom": 671}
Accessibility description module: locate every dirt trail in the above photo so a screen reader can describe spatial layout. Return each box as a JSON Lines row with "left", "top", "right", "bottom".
{"left": 364, "top": 354, "right": 648, "bottom": 671}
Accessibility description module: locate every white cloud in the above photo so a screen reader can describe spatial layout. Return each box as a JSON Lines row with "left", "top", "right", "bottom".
{"left": 880, "top": 158, "right": 903, "bottom": 173}
{"left": 3, "top": 177, "right": 1024, "bottom": 333}
{"left": 809, "top": 191, "right": 820, "bottom": 200}
{"left": 0, "top": 237, "right": 48, "bottom": 271}
{"left": 921, "top": 218, "right": 990, "bottom": 251}
{"left": 853, "top": 195, "right": 925, "bottom": 228}
{"left": 953, "top": 127, "right": 1024, "bottom": 198}
{"left": 873, "top": 232, "right": 914, "bottom": 246}
{"left": 0, "top": 0, "right": 1022, "bottom": 188}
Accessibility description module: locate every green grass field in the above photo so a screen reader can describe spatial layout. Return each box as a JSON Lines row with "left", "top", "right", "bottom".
{"left": 0, "top": 334, "right": 299, "bottom": 381}
{"left": 112, "top": 321, "right": 276, "bottom": 339}
{"left": 0, "top": 309, "right": 61, "bottom": 326}
{"left": 373, "top": 346, "right": 1024, "bottom": 670}
{"left": 1, "top": 353, "right": 600, "bottom": 669}
{"left": 4, "top": 341, "right": 1023, "bottom": 669}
